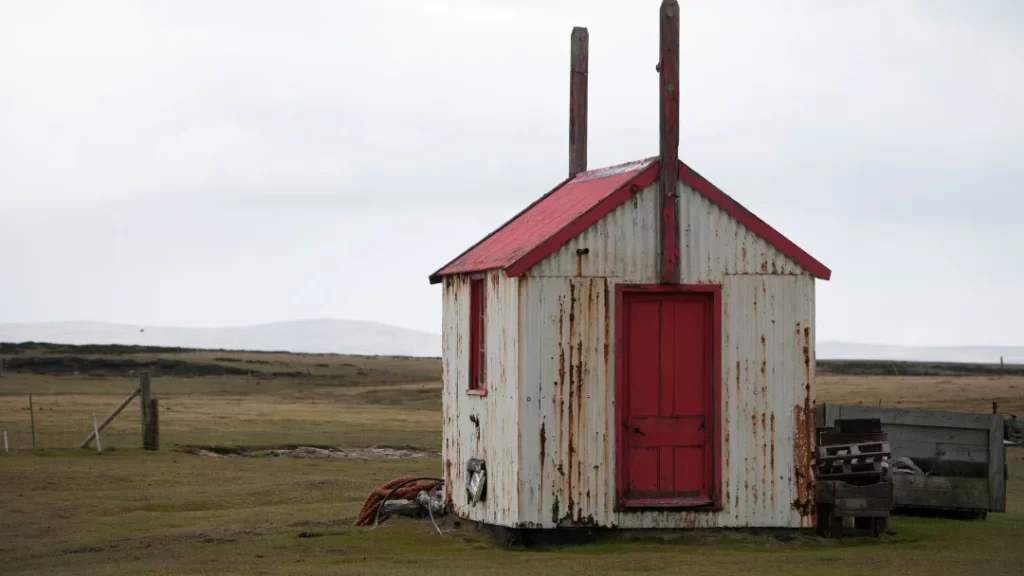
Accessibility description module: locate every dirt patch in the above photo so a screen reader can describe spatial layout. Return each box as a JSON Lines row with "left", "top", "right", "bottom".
{"left": 178, "top": 444, "right": 438, "bottom": 460}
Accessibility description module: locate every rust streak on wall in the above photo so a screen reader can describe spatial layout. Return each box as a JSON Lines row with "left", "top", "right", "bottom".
{"left": 770, "top": 411, "right": 776, "bottom": 509}
{"left": 567, "top": 282, "right": 577, "bottom": 515}
{"left": 539, "top": 423, "right": 546, "bottom": 467}
{"left": 792, "top": 403, "right": 813, "bottom": 516}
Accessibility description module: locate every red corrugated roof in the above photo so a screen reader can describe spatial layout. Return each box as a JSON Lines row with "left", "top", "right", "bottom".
{"left": 429, "top": 158, "right": 831, "bottom": 283}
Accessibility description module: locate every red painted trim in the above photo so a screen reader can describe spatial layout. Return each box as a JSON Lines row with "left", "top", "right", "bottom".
{"left": 613, "top": 284, "right": 627, "bottom": 511}
{"left": 427, "top": 175, "right": 575, "bottom": 285}
{"left": 430, "top": 160, "right": 832, "bottom": 284}
{"left": 504, "top": 163, "right": 659, "bottom": 278}
{"left": 659, "top": 0, "right": 680, "bottom": 284}
{"left": 468, "top": 278, "right": 486, "bottom": 393}
{"left": 614, "top": 283, "right": 723, "bottom": 512}
{"left": 678, "top": 163, "right": 832, "bottom": 280}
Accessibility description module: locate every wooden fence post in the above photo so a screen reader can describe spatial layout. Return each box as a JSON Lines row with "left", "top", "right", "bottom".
{"left": 29, "top": 394, "right": 36, "bottom": 449}
{"left": 92, "top": 412, "right": 102, "bottom": 453}
{"left": 140, "top": 372, "right": 152, "bottom": 446}
{"left": 3, "top": 430, "right": 7, "bottom": 453}
{"left": 144, "top": 398, "right": 159, "bottom": 451}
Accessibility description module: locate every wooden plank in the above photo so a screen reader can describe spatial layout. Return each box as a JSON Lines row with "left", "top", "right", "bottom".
{"left": 888, "top": 439, "right": 989, "bottom": 463}
{"left": 833, "top": 497, "right": 891, "bottom": 516}
{"left": 568, "top": 26, "right": 588, "bottom": 178}
{"left": 821, "top": 403, "right": 997, "bottom": 431}
{"left": 885, "top": 424, "right": 988, "bottom": 447}
{"left": 815, "top": 403, "right": 826, "bottom": 428}
{"left": 144, "top": 398, "right": 160, "bottom": 451}
{"left": 936, "top": 443, "right": 990, "bottom": 464}
{"left": 893, "top": 475, "right": 989, "bottom": 510}
{"left": 816, "top": 481, "right": 892, "bottom": 516}
{"left": 819, "top": 441, "right": 890, "bottom": 459}
{"left": 658, "top": 0, "right": 680, "bottom": 283}
{"left": 989, "top": 415, "right": 1006, "bottom": 512}
{"left": 140, "top": 372, "right": 152, "bottom": 444}
{"left": 29, "top": 394, "right": 36, "bottom": 449}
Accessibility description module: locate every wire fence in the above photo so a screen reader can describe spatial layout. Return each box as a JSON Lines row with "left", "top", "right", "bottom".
{"left": 0, "top": 392, "right": 145, "bottom": 453}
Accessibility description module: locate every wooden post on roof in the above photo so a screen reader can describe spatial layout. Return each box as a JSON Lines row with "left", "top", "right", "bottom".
{"left": 658, "top": 0, "right": 681, "bottom": 284}
{"left": 569, "top": 26, "right": 589, "bottom": 179}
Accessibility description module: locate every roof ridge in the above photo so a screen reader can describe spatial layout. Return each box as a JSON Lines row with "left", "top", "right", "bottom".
{"left": 429, "top": 158, "right": 831, "bottom": 283}
{"left": 571, "top": 157, "right": 658, "bottom": 183}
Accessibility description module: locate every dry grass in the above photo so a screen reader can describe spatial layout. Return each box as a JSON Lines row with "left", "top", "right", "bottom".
{"left": 817, "top": 374, "right": 1024, "bottom": 415}
{"left": 1, "top": 346, "right": 1023, "bottom": 575}
{"left": 0, "top": 449, "right": 1021, "bottom": 576}
{"left": 0, "top": 376, "right": 441, "bottom": 450}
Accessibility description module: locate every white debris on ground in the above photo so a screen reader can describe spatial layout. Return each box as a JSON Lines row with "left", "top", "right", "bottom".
{"left": 262, "top": 446, "right": 436, "bottom": 459}
{"left": 182, "top": 445, "right": 438, "bottom": 460}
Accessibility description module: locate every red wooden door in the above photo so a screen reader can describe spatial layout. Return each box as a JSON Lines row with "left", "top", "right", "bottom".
{"left": 618, "top": 291, "right": 714, "bottom": 507}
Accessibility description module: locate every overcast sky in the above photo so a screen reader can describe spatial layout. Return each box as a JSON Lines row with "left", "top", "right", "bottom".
{"left": 1, "top": 0, "right": 1021, "bottom": 346}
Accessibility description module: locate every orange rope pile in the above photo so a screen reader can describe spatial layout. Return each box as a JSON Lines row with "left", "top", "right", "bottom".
{"left": 353, "top": 476, "right": 443, "bottom": 527}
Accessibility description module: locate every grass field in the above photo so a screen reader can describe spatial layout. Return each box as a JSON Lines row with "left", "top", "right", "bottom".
{"left": 1, "top": 344, "right": 1022, "bottom": 575}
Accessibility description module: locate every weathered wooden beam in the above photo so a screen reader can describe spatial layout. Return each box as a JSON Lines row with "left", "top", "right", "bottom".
{"left": 658, "top": 0, "right": 680, "bottom": 284}
{"left": 140, "top": 372, "right": 152, "bottom": 444}
{"left": 569, "top": 26, "right": 589, "bottom": 178}
{"left": 893, "top": 475, "right": 989, "bottom": 510}
{"left": 28, "top": 394, "right": 36, "bottom": 449}
{"left": 989, "top": 415, "right": 1006, "bottom": 512}
{"left": 820, "top": 403, "right": 999, "bottom": 431}
{"left": 79, "top": 387, "right": 141, "bottom": 448}
{"left": 144, "top": 398, "right": 160, "bottom": 451}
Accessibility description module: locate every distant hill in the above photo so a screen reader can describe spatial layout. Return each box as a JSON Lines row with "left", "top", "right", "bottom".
{"left": 818, "top": 341, "right": 1024, "bottom": 365}
{"left": 0, "top": 320, "right": 441, "bottom": 358}
{"left": 1, "top": 322, "right": 1020, "bottom": 364}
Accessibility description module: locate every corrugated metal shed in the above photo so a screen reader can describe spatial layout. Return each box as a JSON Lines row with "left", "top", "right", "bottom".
{"left": 433, "top": 171, "right": 828, "bottom": 530}
{"left": 431, "top": 3, "right": 830, "bottom": 533}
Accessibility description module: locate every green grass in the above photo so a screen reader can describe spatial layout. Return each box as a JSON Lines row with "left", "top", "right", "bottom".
{"left": 1, "top": 449, "right": 1022, "bottom": 575}
{"left": 2, "top": 344, "right": 1023, "bottom": 574}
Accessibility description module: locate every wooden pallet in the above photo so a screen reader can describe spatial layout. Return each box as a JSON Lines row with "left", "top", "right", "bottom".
{"left": 817, "top": 460, "right": 885, "bottom": 480}
{"left": 816, "top": 440, "right": 891, "bottom": 482}
{"left": 818, "top": 441, "right": 890, "bottom": 460}
{"left": 816, "top": 480, "right": 894, "bottom": 538}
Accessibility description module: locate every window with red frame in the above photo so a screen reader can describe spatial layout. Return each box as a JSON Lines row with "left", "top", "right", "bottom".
{"left": 468, "top": 277, "right": 486, "bottom": 393}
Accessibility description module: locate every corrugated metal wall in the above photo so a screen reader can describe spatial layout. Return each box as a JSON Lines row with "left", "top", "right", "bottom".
{"left": 527, "top": 184, "right": 659, "bottom": 279}
{"left": 678, "top": 182, "right": 802, "bottom": 282}
{"left": 517, "top": 275, "right": 617, "bottom": 527}
{"left": 513, "top": 182, "right": 817, "bottom": 529}
{"left": 441, "top": 270, "right": 520, "bottom": 525}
